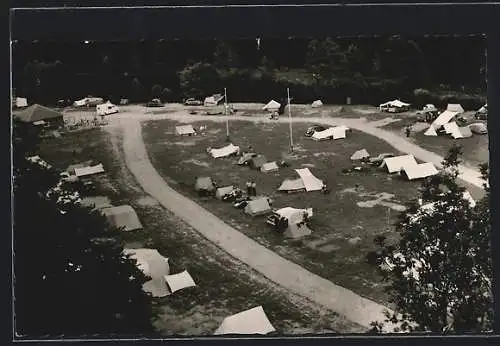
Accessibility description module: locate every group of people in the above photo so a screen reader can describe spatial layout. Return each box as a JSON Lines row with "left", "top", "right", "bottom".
{"left": 245, "top": 180, "right": 257, "bottom": 197}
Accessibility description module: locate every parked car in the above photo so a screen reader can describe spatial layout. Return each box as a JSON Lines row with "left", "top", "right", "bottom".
{"left": 304, "top": 125, "right": 327, "bottom": 137}
{"left": 184, "top": 98, "right": 203, "bottom": 106}
{"left": 145, "top": 99, "right": 163, "bottom": 107}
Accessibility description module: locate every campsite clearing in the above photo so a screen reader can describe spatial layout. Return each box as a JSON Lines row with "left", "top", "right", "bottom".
{"left": 37, "top": 124, "right": 360, "bottom": 335}
{"left": 143, "top": 119, "right": 427, "bottom": 305}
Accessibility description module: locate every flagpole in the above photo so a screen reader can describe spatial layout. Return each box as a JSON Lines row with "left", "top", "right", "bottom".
{"left": 225, "top": 87, "right": 229, "bottom": 141}
{"left": 287, "top": 88, "right": 293, "bottom": 152}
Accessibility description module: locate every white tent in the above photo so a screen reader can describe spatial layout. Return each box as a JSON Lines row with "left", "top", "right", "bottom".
{"left": 261, "top": 161, "right": 279, "bottom": 173}
{"left": 424, "top": 126, "right": 438, "bottom": 136}
{"left": 123, "top": 248, "right": 171, "bottom": 297}
{"left": 402, "top": 162, "right": 439, "bottom": 180}
{"left": 477, "top": 104, "right": 488, "bottom": 114}
{"left": 15, "top": 97, "right": 28, "bottom": 108}
{"left": 74, "top": 163, "right": 105, "bottom": 178}
{"left": 278, "top": 178, "right": 306, "bottom": 193}
{"left": 295, "top": 168, "right": 324, "bottom": 192}
{"left": 432, "top": 110, "right": 459, "bottom": 128}
{"left": 379, "top": 99, "right": 410, "bottom": 110}
{"left": 447, "top": 104, "right": 465, "bottom": 113}
{"left": 175, "top": 124, "right": 196, "bottom": 136}
{"left": 381, "top": 155, "right": 418, "bottom": 174}
{"left": 214, "top": 306, "right": 276, "bottom": 335}
{"left": 311, "top": 100, "right": 323, "bottom": 108}
{"left": 209, "top": 144, "right": 240, "bottom": 158}
{"left": 350, "top": 149, "right": 370, "bottom": 161}
{"left": 459, "top": 126, "right": 473, "bottom": 138}
{"left": 275, "top": 207, "right": 313, "bottom": 239}
{"left": 263, "top": 100, "right": 281, "bottom": 112}
{"left": 164, "top": 270, "right": 197, "bottom": 294}
{"left": 101, "top": 205, "right": 143, "bottom": 232}
{"left": 311, "top": 126, "right": 346, "bottom": 141}
{"left": 244, "top": 198, "right": 272, "bottom": 216}
{"left": 443, "top": 122, "right": 463, "bottom": 139}
{"left": 215, "top": 185, "right": 235, "bottom": 200}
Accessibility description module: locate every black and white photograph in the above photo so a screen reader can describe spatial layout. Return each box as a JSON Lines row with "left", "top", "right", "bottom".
{"left": 11, "top": 33, "right": 492, "bottom": 338}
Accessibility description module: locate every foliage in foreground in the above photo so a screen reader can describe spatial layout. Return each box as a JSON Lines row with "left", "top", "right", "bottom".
{"left": 13, "top": 123, "right": 154, "bottom": 337}
{"left": 370, "top": 145, "right": 492, "bottom": 333}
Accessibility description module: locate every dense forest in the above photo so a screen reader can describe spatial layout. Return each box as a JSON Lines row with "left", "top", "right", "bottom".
{"left": 12, "top": 36, "right": 487, "bottom": 108}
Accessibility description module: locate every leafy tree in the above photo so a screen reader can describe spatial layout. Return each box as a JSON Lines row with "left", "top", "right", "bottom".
{"left": 306, "top": 38, "right": 348, "bottom": 85}
{"left": 151, "top": 84, "right": 163, "bottom": 99}
{"left": 160, "top": 87, "right": 172, "bottom": 103}
{"left": 371, "top": 145, "right": 492, "bottom": 333}
{"left": 213, "top": 41, "right": 240, "bottom": 69}
{"left": 130, "top": 77, "right": 147, "bottom": 102}
{"left": 13, "top": 123, "right": 155, "bottom": 337}
{"left": 178, "top": 62, "right": 220, "bottom": 99}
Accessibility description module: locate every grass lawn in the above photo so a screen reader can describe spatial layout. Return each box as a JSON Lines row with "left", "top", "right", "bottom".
{"left": 142, "top": 119, "right": 429, "bottom": 306}
{"left": 37, "top": 127, "right": 361, "bottom": 335}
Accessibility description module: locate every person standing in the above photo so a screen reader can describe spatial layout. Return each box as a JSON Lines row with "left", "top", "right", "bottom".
{"left": 251, "top": 181, "right": 257, "bottom": 196}
{"left": 245, "top": 180, "right": 252, "bottom": 196}
{"left": 405, "top": 126, "right": 411, "bottom": 137}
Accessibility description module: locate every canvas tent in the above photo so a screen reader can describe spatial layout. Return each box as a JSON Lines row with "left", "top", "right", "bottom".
{"left": 443, "top": 122, "right": 464, "bottom": 139}
{"left": 402, "top": 162, "right": 438, "bottom": 180}
{"left": 164, "top": 270, "right": 197, "bottom": 294}
{"left": 350, "top": 149, "right": 370, "bottom": 161}
{"left": 311, "top": 100, "right": 323, "bottom": 108}
{"left": 379, "top": 100, "right": 410, "bottom": 112}
{"left": 447, "top": 104, "right": 465, "bottom": 113}
{"left": 275, "top": 207, "right": 313, "bottom": 239}
{"left": 215, "top": 185, "right": 235, "bottom": 200}
{"left": 66, "top": 160, "right": 94, "bottom": 175}
{"left": 214, "top": 306, "right": 276, "bottom": 335}
{"left": 295, "top": 168, "right": 324, "bottom": 192}
{"left": 263, "top": 100, "right": 281, "bottom": 112}
{"left": 477, "top": 104, "right": 488, "bottom": 114}
{"left": 278, "top": 178, "right": 306, "bottom": 193}
{"left": 311, "top": 126, "right": 346, "bottom": 140}
{"left": 431, "top": 110, "right": 459, "bottom": 128}
{"left": 249, "top": 155, "right": 267, "bottom": 169}
{"left": 459, "top": 126, "right": 473, "bottom": 138}
{"left": 15, "top": 97, "right": 28, "bottom": 108}
{"left": 238, "top": 153, "right": 257, "bottom": 165}
{"left": 195, "top": 177, "right": 216, "bottom": 195}
{"left": 79, "top": 196, "right": 113, "bottom": 210}
{"left": 424, "top": 125, "right": 438, "bottom": 136}
{"left": 15, "top": 104, "right": 64, "bottom": 124}
{"left": 261, "top": 161, "right": 279, "bottom": 173}
{"left": 380, "top": 155, "right": 418, "bottom": 174}
{"left": 209, "top": 144, "right": 240, "bottom": 158}
{"left": 175, "top": 124, "right": 196, "bottom": 136}
{"left": 204, "top": 94, "right": 224, "bottom": 106}
{"left": 102, "top": 205, "right": 143, "bottom": 232}
{"left": 244, "top": 198, "right": 272, "bottom": 216}
{"left": 123, "top": 248, "right": 171, "bottom": 297}
{"left": 74, "top": 163, "right": 105, "bottom": 178}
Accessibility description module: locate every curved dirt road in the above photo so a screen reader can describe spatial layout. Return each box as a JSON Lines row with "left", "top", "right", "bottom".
{"left": 116, "top": 117, "right": 396, "bottom": 331}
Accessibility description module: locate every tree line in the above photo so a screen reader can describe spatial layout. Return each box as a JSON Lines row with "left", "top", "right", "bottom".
{"left": 12, "top": 36, "right": 486, "bottom": 108}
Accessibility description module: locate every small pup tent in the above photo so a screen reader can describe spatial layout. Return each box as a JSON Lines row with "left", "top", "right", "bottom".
{"left": 209, "top": 144, "right": 240, "bottom": 158}
{"left": 96, "top": 101, "right": 119, "bottom": 116}
{"left": 424, "top": 126, "right": 438, "bottom": 137}
{"left": 311, "top": 100, "right": 323, "bottom": 108}
{"left": 102, "top": 205, "right": 143, "bottom": 232}
{"left": 66, "top": 160, "right": 94, "bottom": 175}
{"left": 248, "top": 155, "right": 267, "bottom": 170}
{"left": 380, "top": 155, "right": 418, "bottom": 174}
{"left": 443, "top": 122, "right": 464, "bottom": 139}
{"left": 164, "top": 270, "right": 197, "bottom": 295}
{"left": 431, "top": 110, "right": 459, "bottom": 128}
{"left": 312, "top": 127, "right": 346, "bottom": 140}
{"left": 402, "top": 162, "right": 439, "bottom": 180}
{"left": 278, "top": 168, "right": 324, "bottom": 193}
{"left": 261, "top": 161, "right": 279, "bottom": 173}
{"left": 214, "top": 306, "right": 276, "bottom": 335}
{"left": 74, "top": 163, "right": 105, "bottom": 178}
{"left": 79, "top": 196, "right": 113, "bottom": 210}
{"left": 447, "top": 104, "right": 465, "bottom": 113}
{"left": 244, "top": 197, "right": 272, "bottom": 216}
{"left": 263, "top": 100, "right": 281, "bottom": 112}
{"left": 123, "top": 248, "right": 171, "bottom": 297}
{"left": 15, "top": 97, "right": 28, "bottom": 108}
{"left": 175, "top": 124, "right": 196, "bottom": 136}
{"left": 195, "top": 177, "right": 216, "bottom": 196}
{"left": 215, "top": 185, "right": 235, "bottom": 200}
{"left": 278, "top": 178, "right": 306, "bottom": 193}
{"left": 350, "top": 149, "right": 370, "bottom": 161}
{"left": 275, "top": 207, "right": 313, "bottom": 239}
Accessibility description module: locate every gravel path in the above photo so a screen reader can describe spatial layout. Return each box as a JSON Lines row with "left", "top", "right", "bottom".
{"left": 116, "top": 116, "right": 396, "bottom": 331}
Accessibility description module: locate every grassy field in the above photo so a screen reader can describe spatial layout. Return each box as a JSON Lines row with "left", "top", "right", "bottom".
{"left": 142, "top": 119, "right": 431, "bottom": 306}
{"left": 37, "top": 127, "right": 362, "bottom": 335}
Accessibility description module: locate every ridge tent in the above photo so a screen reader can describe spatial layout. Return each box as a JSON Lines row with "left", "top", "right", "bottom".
{"left": 209, "top": 144, "right": 240, "bottom": 158}
{"left": 79, "top": 196, "right": 113, "bottom": 210}
{"left": 379, "top": 99, "right": 410, "bottom": 112}
{"left": 74, "top": 163, "right": 105, "bottom": 178}
{"left": 424, "top": 125, "right": 438, "bottom": 136}
{"left": 244, "top": 197, "right": 272, "bottom": 216}
{"left": 459, "top": 126, "right": 473, "bottom": 138}
{"left": 214, "top": 306, "right": 276, "bottom": 335}
{"left": 380, "top": 155, "right": 418, "bottom": 174}
{"left": 195, "top": 177, "right": 216, "bottom": 196}
{"left": 350, "top": 149, "right": 370, "bottom": 161}
{"left": 447, "top": 104, "right": 465, "bottom": 113}
{"left": 311, "top": 100, "right": 323, "bottom": 108}
{"left": 431, "top": 110, "right": 459, "bottom": 128}
{"left": 261, "top": 161, "right": 279, "bottom": 173}
{"left": 402, "top": 162, "right": 438, "bottom": 180}
{"left": 263, "top": 100, "right": 281, "bottom": 112}
{"left": 248, "top": 155, "right": 267, "bottom": 169}
{"left": 443, "top": 122, "right": 463, "bottom": 139}
{"left": 15, "top": 104, "right": 64, "bottom": 124}
{"left": 175, "top": 124, "right": 196, "bottom": 136}
{"left": 15, "top": 97, "right": 28, "bottom": 108}
{"left": 312, "top": 126, "right": 346, "bottom": 141}
{"left": 278, "top": 178, "right": 306, "bottom": 193}
{"left": 101, "top": 205, "right": 143, "bottom": 232}
{"left": 123, "top": 248, "right": 171, "bottom": 297}
{"left": 295, "top": 168, "right": 324, "bottom": 192}
{"left": 204, "top": 96, "right": 217, "bottom": 107}
{"left": 66, "top": 160, "right": 94, "bottom": 175}
{"left": 164, "top": 270, "right": 197, "bottom": 295}
{"left": 215, "top": 185, "right": 235, "bottom": 200}
{"left": 275, "top": 207, "right": 313, "bottom": 239}
{"left": 238, "top": 153, "right": 257, "bottom": 165}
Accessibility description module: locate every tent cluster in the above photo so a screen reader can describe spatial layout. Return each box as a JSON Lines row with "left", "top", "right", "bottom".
{"left": 424, "top": 103, "right": 474, "bottom": 138}
{"left": 380, "top": 154, "right": 438, "bottom": 180}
